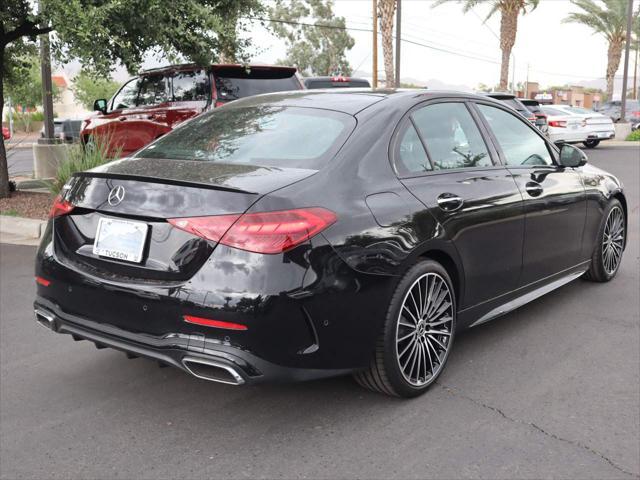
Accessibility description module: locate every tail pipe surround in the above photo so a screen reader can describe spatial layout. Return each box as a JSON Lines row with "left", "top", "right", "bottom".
{"left": 34, "top": 308, "right": 57, "bottom": 331}
{"left": 181, "top": 357, "right": 245, "bottom": 386}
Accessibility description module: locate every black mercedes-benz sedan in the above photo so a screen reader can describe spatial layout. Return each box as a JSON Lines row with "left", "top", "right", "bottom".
{"left": 34, "top": 90, "right": 627, "bottom": 397}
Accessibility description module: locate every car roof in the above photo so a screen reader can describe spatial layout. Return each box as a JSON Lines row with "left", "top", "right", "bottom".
{"left": 138, "top": 63, "right": 297, "bottom": 76}
{"left": 224, "top": 89, "right": 503, "bottom": 115}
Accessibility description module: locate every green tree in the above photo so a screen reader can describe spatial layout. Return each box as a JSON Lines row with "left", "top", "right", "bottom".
{"left": 5, "top": 53, "right": 59, "bottom": 110}
{"left": 72, "top": 70, "right": 120, "bottom": 110}
{"left": 564, "top": 0, "right": 638, "bottom": 100}
{"left": 0, "top": 0, "right": 262, "bottom": 198}
{"left": 269, "top": 0, "right": 355, "bottom": 76}
{"left": 433, "top": 0, "right": 539, "bottom": 91}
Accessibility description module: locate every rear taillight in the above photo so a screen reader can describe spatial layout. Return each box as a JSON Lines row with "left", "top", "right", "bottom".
{"left": 168, "top": 207, "right": 337, "bottom": 254}
{"left": 548, "top": 120, "right": 567, "bottom": 128}
{"left": 49, "top": 195, "right": 74, "bottom": 218}
{"left": 35, "top": 276, "right": 51, "bottom": 287}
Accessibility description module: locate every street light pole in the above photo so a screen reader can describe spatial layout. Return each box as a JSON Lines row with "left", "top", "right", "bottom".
{"left": 620, "top": 0, "right": 634, "bottom": 122}
{"left": 395, "top": 0, "right": 401, "bottom": 88}
{"left": 372, "top": 0, "right": 378, "bottom": 88}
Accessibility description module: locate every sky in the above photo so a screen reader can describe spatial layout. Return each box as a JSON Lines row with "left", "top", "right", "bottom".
{"left": 73, "top": 0, "right": 637, "bottom": 93}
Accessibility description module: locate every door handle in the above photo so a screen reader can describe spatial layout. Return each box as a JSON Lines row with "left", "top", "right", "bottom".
{"left": 525, "top": 181, "right": 543, "bottom": 197}
{"left": 118, "top": 116, "right": 127, "bottom": 121}
{"left": 146, "top": 114, "right": 156, "bottom": 120}
{"left": 437, "top": 193, "right": 463, "bottom": 211}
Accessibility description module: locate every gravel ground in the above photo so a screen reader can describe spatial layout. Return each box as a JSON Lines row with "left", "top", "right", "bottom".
{"left": 0, "top": 191, "right": 53, "bottom": 220}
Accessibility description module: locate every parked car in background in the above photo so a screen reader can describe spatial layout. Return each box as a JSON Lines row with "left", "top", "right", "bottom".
{"left": 303, "top": 76, "right": 371, "bottom": 89}
{"left": 40, "top": 119, "right": 82, "bottom": 143}
{"left": 2, "top": 125, "right": 10, "bottom": 140}
{"left": 482, "top": 92, "right": 537, "bottom": 125}
{"left": 540, "top": 106, "right": 591, "bottom": 145}
{"left": 521, "top": 99, "right": 548, "bottom": 134}
{"left": 597, "top": 100, "right": 640, "bottom": 123}
{"left": 35, "top": 90, "right": 627, "bottom": 398}
{"left": 544, "top": 104, "right": 614, "bottom": 148}
{"left": 82, "top": 63, "right": 303, "bottom": 157}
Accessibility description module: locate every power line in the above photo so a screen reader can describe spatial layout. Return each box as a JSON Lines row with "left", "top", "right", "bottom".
{"left": 245, "top": 15, "right": 602, "bottom": 80}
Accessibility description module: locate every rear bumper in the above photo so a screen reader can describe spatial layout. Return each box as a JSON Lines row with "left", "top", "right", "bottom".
{"left": 33, "top": 296, "right": 354, "bottom": 385}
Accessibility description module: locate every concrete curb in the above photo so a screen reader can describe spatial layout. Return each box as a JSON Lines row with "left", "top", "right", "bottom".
{"left": 0, "top": 215, "right": 46, "bottom": 245}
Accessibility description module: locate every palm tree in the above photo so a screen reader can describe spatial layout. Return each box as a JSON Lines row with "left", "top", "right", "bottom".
{"left": 433, "top": 0, "right": 539, "bottom": 91}
{"left": 378, "top": 0, "right": 397, "bottom": 87}
{"left": 564, "top": 0, "right": 638, "bottom": 100}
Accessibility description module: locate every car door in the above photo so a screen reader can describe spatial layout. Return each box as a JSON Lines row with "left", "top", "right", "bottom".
{"left": 475, "top": 102, "right": 586, "bottom": 286}
{"left": 396, "top": 100, "right": 525, "bottom": 309}
{"left": 91, "top": 77, "right": 142, "bottom": 156}
{"left": 121, "top": 73, "right": 171, "bottom": 154}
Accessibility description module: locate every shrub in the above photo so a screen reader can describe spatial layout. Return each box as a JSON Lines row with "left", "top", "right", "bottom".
{"left": 50, "top": 133, "right": 121, "bottom": 195}
{"left": 625, "top": 129, "right": 640, "bottom": 141}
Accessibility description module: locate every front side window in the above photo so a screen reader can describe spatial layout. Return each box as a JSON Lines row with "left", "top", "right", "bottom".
{"left": 477, "top": 104, "right": 552, "bottom": 166}
{"left": 109, "top": 78, "right": 141, "bottom": 111}
{"left": 172, "top": 70, "right": 210, "bottom": 101}
{"left": 137, "top": 74, "right": 168, "bottom": 107}
{"left": 136, "top": 106, "right": 355, "bottom": 169}
{"left": 411, "top": 102, "right": 492, "bottom": 170}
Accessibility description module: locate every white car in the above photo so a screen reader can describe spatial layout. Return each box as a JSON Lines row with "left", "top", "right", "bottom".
{"left": 541, "top": 105, "right": 615, "bottom": 148}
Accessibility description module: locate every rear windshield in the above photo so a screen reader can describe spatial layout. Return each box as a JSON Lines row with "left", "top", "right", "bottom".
{"left": 135, "top": 106, "right": 355, "bottom": 169}
{"left": 500, "top": 98, "right": 529, "bottom": 114}
{"left": 541, "top": 107, "right": 568, "bottom": 116}
{"left": 214, "top": 69, "right": 300, "bottom": 102}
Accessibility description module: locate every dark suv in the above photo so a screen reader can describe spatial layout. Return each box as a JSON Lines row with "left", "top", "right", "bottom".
{"left": 82, "top": 64, "right": 303, "bottom": 156}
{"left": 597, "top": 100, "right": 640, "bottom": 123}
{"left": 482, "top": 92, "right": 537, "bottom": 125}
{"left": 303, "top": 76, "right": 370, "bottom": 89}
{"left": 521, "top": 99, "right": 549, "bottom": 134}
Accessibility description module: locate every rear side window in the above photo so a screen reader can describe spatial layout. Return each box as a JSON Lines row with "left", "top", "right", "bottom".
{"left": 137, "top": 74, "right": 168, "bottom": 106}
{"left": 136, "top": 106, "right": 355, "bottom": 169}
{"left": 397, "top": 124, "right": 430, "bottom": 175}
{"left": 411, "top": 102, "right": 492, "bottom": 170}
{"left": 214, "top": 69, "right": 300, "bottom": 102}
{"left": 172, "top": 70, "right": 210, "bottom": 101}
{"left": 478, "top": 104, "right": 552, "bottom": 166}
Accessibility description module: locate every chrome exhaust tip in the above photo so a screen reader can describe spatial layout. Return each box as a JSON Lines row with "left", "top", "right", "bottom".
{"left": 182, "top": 357, "right": 245, "bottom": 385}
{"left": 34, "top": 308, "right": 56, "bottom": 331}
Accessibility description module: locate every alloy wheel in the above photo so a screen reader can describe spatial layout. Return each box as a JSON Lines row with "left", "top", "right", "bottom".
{"left": 395, "top": 272, "right": 454, "bottom": 387}
{"left": 602, "top": 205, "right": 625, "bottom": 275}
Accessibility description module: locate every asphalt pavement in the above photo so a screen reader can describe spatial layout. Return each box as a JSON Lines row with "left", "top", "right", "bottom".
{"left": 1, "top": 145, "right": 638, "bottom": 479}
{"left": 5, "top": 147, "right": 34, "bottom": 177}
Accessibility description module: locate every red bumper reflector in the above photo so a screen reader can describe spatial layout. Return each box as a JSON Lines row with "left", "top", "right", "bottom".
{"left": 35, "top": 276, "right": 51, "bottom": 287}
{"left": 183, "top": 315, "right": 248, "bottom": 331}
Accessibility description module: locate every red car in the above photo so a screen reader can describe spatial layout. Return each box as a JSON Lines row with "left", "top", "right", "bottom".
{"left": 82, "top": 63, "right": 303, "bottom": 157}
{"left": 2, "top": 125, "right": 10, "bottom": 140}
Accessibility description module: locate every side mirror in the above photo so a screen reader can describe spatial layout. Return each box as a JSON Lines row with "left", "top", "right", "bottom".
{"left": 93, "top": 99, "right": 107, "bottom": 114}
{"left": 558, "top": 143, "right": 587, "bottom": 168}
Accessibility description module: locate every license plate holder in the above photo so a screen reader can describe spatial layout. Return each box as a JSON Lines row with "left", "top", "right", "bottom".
{"left": 93, "top": 217, "right": 148, "bottom": 263}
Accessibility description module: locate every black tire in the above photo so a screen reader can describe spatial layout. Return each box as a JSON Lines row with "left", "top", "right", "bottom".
{"left": 353, "top": 259, "right": 456, "bottom": 398}
{"left": 583, "top": 199, "right": 625, "bottom": 282}
{"left": 583, "top": 139, "right": 600, "bottom": 149}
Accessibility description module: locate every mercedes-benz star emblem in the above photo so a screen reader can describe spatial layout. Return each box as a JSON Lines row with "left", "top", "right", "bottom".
{"left": 108, "top": 185, "right": 125, "bottom": 206}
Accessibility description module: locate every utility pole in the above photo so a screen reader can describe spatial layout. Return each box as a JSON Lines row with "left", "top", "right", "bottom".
{"left": 395, "top": 0, "right": 401, "bottom": 88}
{"left": 634, "top": 37, "right": 638, "bottom": 100}
{"left": 620, "top": 0, "right": 633, "bottom": 122}
{"left": 372, "top": 0, "right": 378, "bottom": 88}
{"left": 39, "top": 1, "right": 54, "bottom": 141}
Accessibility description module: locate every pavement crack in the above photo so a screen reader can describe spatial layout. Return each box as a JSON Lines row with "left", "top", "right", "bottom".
{"left": 437, "top": 382, "right": 639, "bottom": 479}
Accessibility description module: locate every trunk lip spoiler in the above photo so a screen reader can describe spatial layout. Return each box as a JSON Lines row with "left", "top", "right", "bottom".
{"left": 72, "top": 171, "right": 259, "bottom": 195}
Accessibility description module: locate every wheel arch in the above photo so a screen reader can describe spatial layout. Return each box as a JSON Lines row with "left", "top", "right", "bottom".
{"left": 416, "top": 248, "right": 463, "bottom": 305}
{"left": 611, "top": 191, "right": 628, "bottom": 248}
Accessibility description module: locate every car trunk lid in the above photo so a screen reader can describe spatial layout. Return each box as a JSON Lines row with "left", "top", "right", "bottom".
{"left": 54, "top": 159, "right": 317, "bottom": 283}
